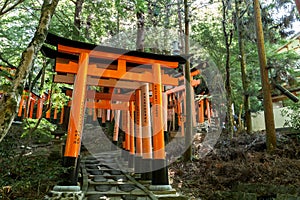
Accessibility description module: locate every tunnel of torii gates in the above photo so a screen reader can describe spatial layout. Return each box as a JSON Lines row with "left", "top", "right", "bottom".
{"left": 7, "top": 33, "right": 214, "bottom": 187}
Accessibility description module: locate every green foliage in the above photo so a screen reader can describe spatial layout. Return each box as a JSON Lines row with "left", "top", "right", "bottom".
{"left": 282, "top": 101, "right": 300, "bottom": 130}
{"left": 49, "top": 0, "right": 118, "bottom": 42}
{"left": 22, "top": 118, "right": 56, "bottom": 143}
{"left": 261, "top": 0, "right": 300, "bottom": 38}
{"left": 267, "top": 46, "right": 300, "bottom": 86}
{"left": 49, "top": 0, "right": 76, "bottom": 39}
{"left": 192, "top": 0, "right": 300, "bottom": 117}
{"left": 0, "top": 0, "right": 41, "bottom": 66}
{"left": 51, "top": 83, "right": 71, "bottom": 109}
{"left": 135, "top": 0, "right": 148, "bottom": 13}
{"left": 0, "top": 125, "right": 64, "bottom": 199}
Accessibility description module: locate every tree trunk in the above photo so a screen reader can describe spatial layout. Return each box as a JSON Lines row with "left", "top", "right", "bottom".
{"left": 222, "top": 0, "right": 234, "bottom": 136}
{"left": 0, "top": 0, "right": 59, "bottom": 143}
{"left": 253, "top": 0, "right": 276, "bottom": 152}
{"left": 73, "top": 0, "right": 84, "bottom": 38}
{"left": 183, "top": 0, "right": 193, "bottom": 162}
{"left": 295, "top": 0, "right": 300, "bottom": 14}
{"left": 235, "top": 0, "right": 252, "bottom": 133}
{"left": 136, "top": 11, "right": 145, "bottom": 52}
{"left": 177, "top": 0, "right": 184, "bottom": 53}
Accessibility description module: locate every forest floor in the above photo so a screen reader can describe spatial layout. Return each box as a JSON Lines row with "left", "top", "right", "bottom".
{"left": 169, "top": 130, "right": 300, "bottom": 200}
{"left": 0, "top": 124, "right": 65, "bottom": 200}
{"left": 1, "top": 124, "right": 300, "bottom": 199}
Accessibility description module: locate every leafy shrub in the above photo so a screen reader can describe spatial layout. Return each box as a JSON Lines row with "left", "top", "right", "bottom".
{"left": 282, "top": 101, "right": 300, "bottom": 131}
{"left": 0, "top": 124, "right": 65, "bottom": 199}
{"left": 22, "top": 118, "right": 56, "bottom": 143}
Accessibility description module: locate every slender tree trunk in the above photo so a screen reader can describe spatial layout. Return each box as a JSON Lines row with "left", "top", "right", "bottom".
{"left": 177, "top": 0, "right": 184, "bottom": 53}
{"left": 85, "top": 14, "right": 92, "bottom": 39}
{"left": 222, "top": 0, "right": 234, "bottom": 136}
{"left": 148, "top": 2, "right": 159, "bottom": 53}
{"left": 73, "top": 0, "right": 84, "bottom": 38}
{"left": 40, "top": 59, "right": 47, "bottom": 90}
{"left": 183, "top": 0, "right": 193, "bottom": 162}
{"left": 253, "top": 0, "right": 276, "bottom": 152}
{"left": 295, "top": 0, "right": 300, "bottom": 14}
{"left": 235, "top": 0, "right": 252, "bottom": 133}
{"left": 0, "top": 0, "right": 59, "bottom": 143}
{"left": 136, "top": 11, "right": 145, "bottom": 52}
{"left": 162, "top": 2, "right": 172, "bottom": 54}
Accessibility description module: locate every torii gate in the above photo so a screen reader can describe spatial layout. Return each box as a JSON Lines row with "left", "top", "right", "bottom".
{"left": 42, "top": 33, "right": 186, "bottom": 187}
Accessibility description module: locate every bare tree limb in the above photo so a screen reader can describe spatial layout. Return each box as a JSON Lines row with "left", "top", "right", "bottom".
{"left": 295, "top": 0, "right": 300, "bottom": 14}
{"left": 0, "top": 53, "right": 16, "bottom": 69}
{"left": 0, "top": 0, "right": 25, "bottom": 16}
{"left": 0, "top": 0, "right": 10, "bottom": 14}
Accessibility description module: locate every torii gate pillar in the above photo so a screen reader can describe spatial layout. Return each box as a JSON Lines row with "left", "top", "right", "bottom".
{"left": 63, "top": 53, "right": 89, "bottom": 185}
{"left": 151, "top": 63, "right": 171, "bottom": 189}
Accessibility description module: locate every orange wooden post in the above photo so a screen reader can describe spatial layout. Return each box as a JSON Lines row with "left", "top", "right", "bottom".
{"left": 191, "top": 92, "right": 196, "bottom": 127}
{"left": 18, "top": 95, "right": 25, "bottom": 117}
{"left": 121, "top": 107, "right": 130, "bottom": 161}
{"left": 128, "top": 101, "right": 135, "bottom": 168}
{"left": 181, "top": 93, "right": 186, "bottom": 137}
{"left": 46, "top": 92, "right": 51, "bottom": 119}
{"left": 101, "top": 109, "right": 106, "bottom": 124}
{"left": 152, "top": 72, "right": 165, "bottom": 159}
{"left": 36, "top": 95, "right": 44, "bottom": 119}
{"left": 206, "top": 99, "right": 211, "bottom": 126}
{"left": 106, "top": 109, "right": 111, "bottom": 121}
{"left": 64, "top": 53, "right": 89, "bottom": 185}
{"left": 23, "top": 97, "right": 28, "bottom": 119}
{"left": 125, "top": 109, "right": 130, "bottom": 151}
{"left": 46, "top": 109, "right": 51, "bottom": 118}
{"left": 141, "top": 84, "right": 152, "bottom": 159}
{"left": 140, "top": 83, "right": 152, "bottom": 180}
{"left": 172, "top": 94, "right": 176, "bottom": 131}
{"left": 199, "top": 99, "right": 205, "bottom": 123}
{"left": 177, "top": 94, "right": 182, "bottom": 127}
{"left": 190, "top": 76, "right": 197, "bottom": 127}
{"left": 135, "top": 89, "right": 143, "bottom": 173}
{"left": 135, "top": 90, "right": 142, "bottom": 156}
{"left": 111, "top": 109, "right": 114, "bottom": 121}
{"left": 151, "top": 63, "right": 169, "bottom": 186}
{"left": 53, "top": 107, "right": 58, "bottom": 120}
{"left": 29, "top": 97, "right": 35, "bottom": 119}
{"left": 121, "top": 110, "right": 126, "bottom": 149}
{"left": 60, "top": 106, "right": 65, "bottom": 124}
{"left": 112, "top": 110, "right": 120, "bottom": 147}
{"left": 162, "top": 92, "right": 168, "bottom": 132}
{"left": 97, "top": 107, "right": 102, "bottom": 118}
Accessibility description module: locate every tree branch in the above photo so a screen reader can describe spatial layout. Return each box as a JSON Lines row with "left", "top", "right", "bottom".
{"left": 239, "top": 2, "right": 251, "bottom": 19}
{"left": 0, "top": 53, "right": 16, "bottom": 69}
{"left": 0, "top": 68, "right": 14, "bottom": 80}
{"left": 0, "top": 0, "right": 25, "bottom": 16}
{"left": 0, "top": 0, "right": 9, "bottom": 14}
{"left": 30, "top": 60, "right": 49, "bottom": 92}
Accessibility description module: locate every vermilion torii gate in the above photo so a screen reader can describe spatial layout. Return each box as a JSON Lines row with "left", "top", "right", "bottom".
{"left": 42, "top": 33, "right": 187, "bottom": 187}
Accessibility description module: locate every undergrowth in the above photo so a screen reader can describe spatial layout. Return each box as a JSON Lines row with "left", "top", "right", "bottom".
{"left": 0, "top": 124, "right": 65, "bottom": 200}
